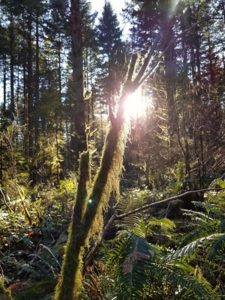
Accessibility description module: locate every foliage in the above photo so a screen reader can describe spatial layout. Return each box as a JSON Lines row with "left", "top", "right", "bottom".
{"left": 0, "top": 175, "right": 76, "bottom": 293}
{"left": 1, "top": 0, "right": 225, "bottom": 299}
{"left": 167, "top": 187, "right": 225, "bottom": 295}
{"left": 0, "top": 123, "right": 27, "bottom": 183}
{"left": 33, "top": 131, "right": 65, "bottom": 182}
{"left": 0, "top": 276, "right": 13, "bottom": 300}
{"left": 81, "top": 185, "right": 225, "bottom": 299}
{"left": 104, "top": 231, "right": 216, "bottom": 299}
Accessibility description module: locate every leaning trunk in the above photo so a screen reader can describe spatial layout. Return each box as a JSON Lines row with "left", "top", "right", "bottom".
{"left": 54, "top": 50, "right": 152, "bottom": 299}
{"left": 54, "top": 90, "right": 128, "bottom": 300}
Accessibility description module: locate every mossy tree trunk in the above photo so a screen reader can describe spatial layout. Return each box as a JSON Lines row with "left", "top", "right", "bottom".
{"left": 54, "top": 50, "right": 158, "bottom": 300}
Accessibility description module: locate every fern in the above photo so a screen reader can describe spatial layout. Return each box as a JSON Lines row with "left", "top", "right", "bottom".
{"left": 119, "top": 216, "right": 176, "bottom": 239}
{"left": 149, "top": 262, "right": 216, "bottom": 300}
{"left": 181, "top": 209, "right": 214, "bottom": 222}
{"left": 168, "top": 234, "right": 225, "bottom": 260}
{"left": 180, "top": 219, "right": 220, "bottom": 247}
{"left": 107, "top": 233, "right": 158, "bottom": 299}
{"left": 106, "top": 232, "right": 217, "bottom": 299}
{"left": 207, "top": 233, "right": 225, "bottom": 260}
{"left": 103, "top": 189, "right": 225, "bottom": 299}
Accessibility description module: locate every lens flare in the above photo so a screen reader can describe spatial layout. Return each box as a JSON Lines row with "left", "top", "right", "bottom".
{"left": 170, "top": 0, "right": 180, "bottom": 17}
{"left": 124, "top": 88, "right": 151, "bottom": 120}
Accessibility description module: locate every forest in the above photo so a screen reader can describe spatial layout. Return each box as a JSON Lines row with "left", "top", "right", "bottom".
{"left": 0, "top": 0, "right": 225, "bottom": 299}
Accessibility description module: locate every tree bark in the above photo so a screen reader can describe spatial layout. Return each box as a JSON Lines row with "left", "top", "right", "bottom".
{"left": 9, "top": 12, "right": 15, "bottom": 117}
{"left": 34, "top": 12, "right": 40, "bottom": 147}
{"left": 54, "top": 51, "right": 150, "bottom": 299}
{"left": 70, "top": 0, "right": 87, "bottom": 167}
{"left": 161, "top": 17, "right": 177, "bottom": 136}
{"left": 3, "top": 55, "right": 7, "bottom": 114}
{"left": 27, "top": 16, "right": 33, "bottom": 160}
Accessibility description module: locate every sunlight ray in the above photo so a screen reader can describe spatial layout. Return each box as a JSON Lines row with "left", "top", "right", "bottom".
{"left": 123, "top": 88, "right": 152, "bottom": 120}
{"left": 170, "top": 0, "right": 180, "bottom": 17}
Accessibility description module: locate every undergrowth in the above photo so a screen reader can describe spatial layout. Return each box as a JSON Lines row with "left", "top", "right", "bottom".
{"left": 1, "top": 177, "right": 225, "bottom": 299}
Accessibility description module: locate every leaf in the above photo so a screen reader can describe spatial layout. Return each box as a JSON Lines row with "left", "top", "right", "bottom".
{"left": 122, "top": 235, "right": 155, "bottom": 274}
{"left": 210, "top": 179, "right": 225, "bottom": 189}
{"left": 207, "top": 234, "right": 225, "bottom": 260}
{"left": 167, "top": 234, "right": 225, "bottom": 260}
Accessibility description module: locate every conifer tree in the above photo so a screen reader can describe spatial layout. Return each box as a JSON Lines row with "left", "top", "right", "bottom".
{"left": 96, "top": 2, "right": 124, "bottom": 116}
{"left": 69, "top": 0, "right": 96, "bottom": 167}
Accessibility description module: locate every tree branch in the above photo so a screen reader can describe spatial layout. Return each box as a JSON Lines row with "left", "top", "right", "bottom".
{"left": 133, "top": 37, "right": 160, "bottom": 87}
{"left": 116, "top": 188, "right": 225, "bottom": 220}
{"left": 84, "top": 188, "right": 225, "bottom": 267}
{"left": 136, "top": 58, "right": 161, "bottom": 88}
{"left": 127, "top": 53, "right": 138, "bottom": 82}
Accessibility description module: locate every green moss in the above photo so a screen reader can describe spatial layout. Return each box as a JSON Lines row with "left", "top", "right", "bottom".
{"left": 13, "top": 280, "right": 56, "bottom": 300}
{"left": 85, "top": 124, "right": 126, "bottom": 236}
{"left": 0, "top": 276, "right": 13, "bottom": 300}
{"left": 54, "top": 152, "right": 91, "bottom": 300}
{"left": 54, "top": 113, "right": 127, "bottom": 300}
{"left": 74, "top": 151, "right": 90, "bottom": 221}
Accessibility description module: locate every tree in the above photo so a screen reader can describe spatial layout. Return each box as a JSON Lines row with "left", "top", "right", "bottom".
{"left": 96, "top": 2, "right": 124, "bottom": 116}
{"left": 69, "top": 0, "right": 87, "bottom": 165}
{"left": 54, "top": 48, "right": 159, "bottom": 299}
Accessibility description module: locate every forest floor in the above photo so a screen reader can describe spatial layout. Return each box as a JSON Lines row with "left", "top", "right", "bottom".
{"left": 1, "top": 175, "right": 225, "bottom": 299}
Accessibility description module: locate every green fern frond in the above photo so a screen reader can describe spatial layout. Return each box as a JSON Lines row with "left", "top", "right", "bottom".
{"left": 209, "top": 178, "right": 225, "bottom": 189}
{"left": 108, "top": 233, "right": 157, "bottom": 267}
{"left": 195, "top": 256, "right": 225, "bottom": 288}
{"left": 109, "top": 233, "right": 133, "bottom": 265}
{"left": 107, "top": 233, "right": 158, "bottom": 299}
{"left": 130, "top": 218, "right": 148, "bottom": 238}
{"left": 168, "top": 234, "right": 225, "bottom": 260}
{"left": 150, "top": 262, "right": 217, "bottom": 300}
{"left": 180, "top": 220, "right": 220, "bottom": 247}
{"left": 117, "top": 214, "right": 142, "bottom": 231}
{"left": 207, "top": 233, "right": 225, "bottom": 260}
{"left": 147, "top": 217, "right": 176, "bottom": 232}
{"left": 107, "top": 232, "right": 217, "bottom": 299}
{"left": 204, "top": 188, "right": 225, "bottom": 213}
{"left": 181, "top": 209, "right": 214, "bottom": 222}
{"left": 191, "top": 200, "right": 225, "bottom": 219}
{"left": 120, "top": 217, "right": 176, "bottom": 240}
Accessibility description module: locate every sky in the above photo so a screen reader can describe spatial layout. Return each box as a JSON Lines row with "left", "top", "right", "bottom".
{"left": 0, "top": 1, "right": 129, "bottom": 105}
{"left": 90, "top": 0, "right": 130, "bottom": 37}
{"left": 91, "top": 0, "right": 126, "bottom": 17}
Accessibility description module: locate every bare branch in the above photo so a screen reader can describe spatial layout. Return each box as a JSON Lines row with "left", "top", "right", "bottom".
{"left": 133, "top": 37, "right": 160, "bottom": 87}
{"left": 136, "top": 59, "right": 161, "bottom": 88}
{"left": 83, "top": 188, "right": 225, "bottom": 268}
{"left": 116, "top": 188, "right": 225, "bottom": 220}
{"left": 127, "top": 53, "right": 138, "bottom": 82}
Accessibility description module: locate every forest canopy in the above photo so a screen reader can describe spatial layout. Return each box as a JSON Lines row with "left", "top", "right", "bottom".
{"left": 0, "top": 0, "right": 225, "bottom": 299}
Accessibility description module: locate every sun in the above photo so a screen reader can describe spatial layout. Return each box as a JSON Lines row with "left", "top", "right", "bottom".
{"left": 123, "top": 88, "right": 151, "bottom": 120}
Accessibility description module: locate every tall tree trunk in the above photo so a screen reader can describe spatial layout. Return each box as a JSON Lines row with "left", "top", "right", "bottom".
{"left": 3, "top": 55, "right": 7, "bottom": 114}
{"left": 34, "top": 13, "right": 40, "bottom": 146}
{"left": 26, "top": 15, "right": 34, "bottom": 182}
{"left": 9, "top": 12, "right": 15, "bottom": 118}
{"left": 70, "top": 0, "right": 87, "bottom": 166}
{"left": 161, "top": 16, "right": 177, "bottom": 136}
{"left": 57, "top": 37, "right": 62, "bottom": 101}
{"left": 23, "top": 48, "right": 29, "bottom": 157}
{"left": 180, "top": 12, "right": 191, "bottom": 176}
